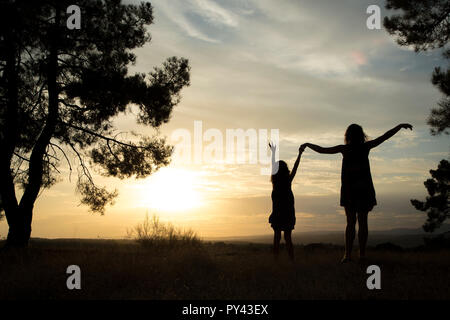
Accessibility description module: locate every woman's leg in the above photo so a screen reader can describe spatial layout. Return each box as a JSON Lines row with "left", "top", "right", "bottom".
{"left": 344, "top": 207, "right": 357, "bottom": 260}
{"left": 357, "top": 210, "right": 369, "bottom": 258}
{"left": 284, "top": 230, "right": 294, "bottom": 260}
{"left": 273, "top": 229, "right": 281, "bottom": 258}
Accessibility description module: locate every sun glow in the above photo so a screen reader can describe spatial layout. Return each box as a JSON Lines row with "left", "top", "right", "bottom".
{"left": 137, "top": 167, "right": 203, "bottom": 212}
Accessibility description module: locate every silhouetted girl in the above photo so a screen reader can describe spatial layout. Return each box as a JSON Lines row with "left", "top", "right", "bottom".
{"left": 301, "top": 123, "right": 412, "bottom": 262}
{"left": 269, "top": 143, "right": 305, "bottom": 260}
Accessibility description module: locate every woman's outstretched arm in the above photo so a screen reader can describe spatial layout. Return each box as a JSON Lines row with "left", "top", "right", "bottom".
{"left": 366, "top": 123, "right": 413, "bottom": 149}
{"left": 290, "top": 146, "right": 305, "bottom": 181}
{"left": 302, "top": 143, "right": 344, "bottom": 154}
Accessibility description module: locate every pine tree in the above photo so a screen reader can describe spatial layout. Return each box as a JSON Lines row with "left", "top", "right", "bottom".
{"left": 0, "top": 0, "right": 190, "bottom": 246}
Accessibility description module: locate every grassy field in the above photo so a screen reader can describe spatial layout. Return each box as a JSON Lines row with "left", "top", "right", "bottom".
{"left": 0, "top": 239, "right": 449, "bottom": 300}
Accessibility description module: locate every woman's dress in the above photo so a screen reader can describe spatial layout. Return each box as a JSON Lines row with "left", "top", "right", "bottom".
{"left": 340, "top": 143, "right": 377, "bottom": 211}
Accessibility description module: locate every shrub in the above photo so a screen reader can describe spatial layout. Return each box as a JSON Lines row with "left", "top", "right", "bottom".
{"left": 127, "top": 214, "right": 201, "bottom": 248}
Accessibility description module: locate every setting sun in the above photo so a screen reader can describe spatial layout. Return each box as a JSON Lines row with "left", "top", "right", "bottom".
{"left": 137, "top": 167, "right": 204, "bottom": 212}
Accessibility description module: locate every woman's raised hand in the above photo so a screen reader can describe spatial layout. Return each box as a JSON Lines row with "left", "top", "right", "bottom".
{"left": 400, "top": 123, "right": 413, "bottom": 130}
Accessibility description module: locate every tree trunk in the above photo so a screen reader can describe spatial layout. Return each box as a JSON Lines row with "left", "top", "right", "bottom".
{"left": 0, "top": 4, "right": 22, "bottom": 247}
{"left": 5, "top": 207, "right": 33, "bottom": 247}
{"left": 2, "top": 6, "right": 61, "bottom": 248}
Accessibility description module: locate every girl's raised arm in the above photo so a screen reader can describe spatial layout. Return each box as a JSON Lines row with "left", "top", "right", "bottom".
{"left": 269, "top": 142, "right": 277, "bottom": 175}
{"left": 302, "top": 143, "right": 344, "bottom": 154}
{"left": 366, "top": 123, "right": 413, "bottom": 149}
{"left": 290, "top": 146, "right": 305, "bottom": 181}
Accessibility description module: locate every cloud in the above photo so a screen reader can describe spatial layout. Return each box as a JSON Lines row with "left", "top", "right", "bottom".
{"left": 193, "top": 0, "right": 238, "bottom": 27}
{"left": 152, "top": 0, "right": 239, "bottom": 43}
{"left": 155, "top": 0, "right": 220, "bottom": 43}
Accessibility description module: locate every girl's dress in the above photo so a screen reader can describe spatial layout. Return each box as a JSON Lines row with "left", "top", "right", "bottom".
{"left": 340, "top": 143, "right": 377, "bottom": 211}
{"left": 269, "top": 180, "right": 296, "bottom": 230}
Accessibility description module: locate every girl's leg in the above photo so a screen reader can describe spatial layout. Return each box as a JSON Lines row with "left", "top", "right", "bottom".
{"left": 273, "top": 230, "right": 281, "bottom": 258}
{"left": 357, "top": 210, "right": 369, "bottom": 259}
{"left": 284, "top": 230, "right": 294, "bottom": 260}
{"left": 344, "top": 207, "right": 357, "bottom": 261}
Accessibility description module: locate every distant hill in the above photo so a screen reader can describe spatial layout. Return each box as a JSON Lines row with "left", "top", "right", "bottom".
{"left": 207, "top": 224, "right": 450, "bottom": 248}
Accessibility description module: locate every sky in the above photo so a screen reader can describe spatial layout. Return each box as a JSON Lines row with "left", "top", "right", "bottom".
{"left": 1, "top": 0, "right": 449, "bottom": 239}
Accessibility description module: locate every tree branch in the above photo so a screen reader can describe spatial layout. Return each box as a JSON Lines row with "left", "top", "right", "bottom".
{"left": 66, "top": 140, "right": 94, "bottom": 186}
{"left": 61, "top": 121, "right": 145, "bottom": 149}
{"left": 59, "top": 99, "right": 87, "bottom": 111}
{"left": 49, "top": 142, "right": 72, "bottom": 182}
{"left": 13, "top": 152, "right": 30, "bottom": 162}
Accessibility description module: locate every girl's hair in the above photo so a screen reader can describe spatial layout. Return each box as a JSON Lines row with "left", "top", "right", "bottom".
{"left": 345, "top": 124, "right": 367, "bottom": 145}
{"left": 271, "top": 160, "right": 290, "bottom": 185}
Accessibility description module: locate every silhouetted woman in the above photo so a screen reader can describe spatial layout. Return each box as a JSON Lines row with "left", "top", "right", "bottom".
{"left": 301, "top": 123, "right": 412, "bottom": 262}
{"left": 269, "top": 143, "right": 305, "bottom": 260}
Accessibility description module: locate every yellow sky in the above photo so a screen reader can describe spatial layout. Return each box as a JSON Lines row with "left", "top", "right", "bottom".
{"left": 1, "top": 0, "right": 448, "bottom": 240}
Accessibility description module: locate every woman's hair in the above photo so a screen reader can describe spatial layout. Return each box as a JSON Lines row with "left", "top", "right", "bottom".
{"left": 345, "top": 124, "right": 367, "bottom": 145}
{"left": 271, "top": 160, "right": 290, "bottom": 185}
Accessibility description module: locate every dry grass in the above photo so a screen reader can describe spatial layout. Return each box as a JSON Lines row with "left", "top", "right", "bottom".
{"left": 126, "top": 214, "right": 201, "bottom": 249}
{"left": 0, "top": 239, "right": 449, "bottom": 300}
